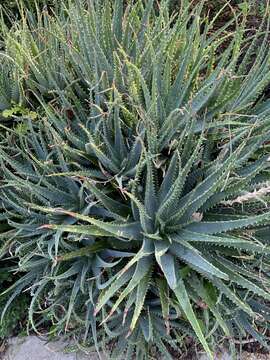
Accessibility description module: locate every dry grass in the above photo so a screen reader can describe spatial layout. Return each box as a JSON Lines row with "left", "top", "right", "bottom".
{"left": 222, "top": 183, "right": 270, "bottom": 207}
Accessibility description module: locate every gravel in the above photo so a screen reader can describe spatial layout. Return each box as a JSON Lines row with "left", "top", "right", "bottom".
{"left": 1, "top": 337, "right": 270, "bottom": 360}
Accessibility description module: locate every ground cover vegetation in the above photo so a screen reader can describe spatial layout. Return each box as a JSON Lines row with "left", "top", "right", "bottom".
{"left": 1, "top": 0, "right": 270, "bottom": 359}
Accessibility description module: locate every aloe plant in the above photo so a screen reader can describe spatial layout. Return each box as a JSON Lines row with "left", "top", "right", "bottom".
{"left": 1, "top": 1, "right": 270, "bottom": 359}
{"left": 2, "top": 111, "right": 270, "bottom": 360}
{"left": 0, "top": 58, "right": 23, "bottom": 114}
